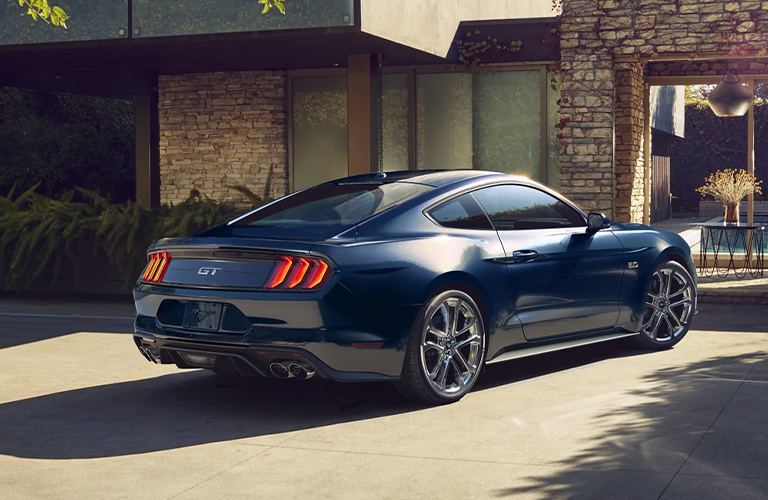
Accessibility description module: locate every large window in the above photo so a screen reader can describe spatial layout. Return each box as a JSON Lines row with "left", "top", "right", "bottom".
{"left": 416, "top": 73, "right": 473, "bottom": 170}
{"left": 292, "top": 76, "right": 348, "bottom": 191}
{"left": 382, "top": 74, "right": 409, "bottom": 171}
{"left": 289, "top": 66, "right": 558, "bottom": 193}
{"left": 414, "top": 69, "right": 551, "bottom": 182}
{"left": 473, "top": 71, "right": 541, "bottom": 178}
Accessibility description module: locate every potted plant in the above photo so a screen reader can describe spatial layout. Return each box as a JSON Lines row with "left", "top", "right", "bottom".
{"left": 696, "top": 169, "right": 762, "bottom": 223}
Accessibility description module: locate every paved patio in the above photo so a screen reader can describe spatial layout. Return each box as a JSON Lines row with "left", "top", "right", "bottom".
{"left": 0, "top": 299, "right": 766, "bottom": 499}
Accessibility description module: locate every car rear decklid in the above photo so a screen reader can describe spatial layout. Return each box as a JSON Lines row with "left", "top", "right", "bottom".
{"left": 141, "top": 237, "right": 325, "bottom": 290}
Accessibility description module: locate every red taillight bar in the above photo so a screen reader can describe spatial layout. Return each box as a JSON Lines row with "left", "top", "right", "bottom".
{"left": 265, "top": 255, "right": 330, "bottom": 290}
{"left": 141, "top": 251, "right": 172, "bottom": 283}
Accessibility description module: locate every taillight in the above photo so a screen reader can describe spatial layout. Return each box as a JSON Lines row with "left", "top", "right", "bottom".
{"left": 265, "top": 256, "right": 331, "bottom": 290}
{"left": 141, "top": 251, "right": 172, "bottom": 283}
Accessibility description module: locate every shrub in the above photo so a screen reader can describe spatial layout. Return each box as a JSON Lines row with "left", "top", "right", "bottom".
{"left": 0, "top": 185, "right": 262, "bottom": 291}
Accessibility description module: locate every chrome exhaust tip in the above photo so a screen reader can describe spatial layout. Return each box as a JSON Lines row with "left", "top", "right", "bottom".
{"left": 137, "top": 346, "right": 153, "bottom": 363}
{"left": 269, "top": 362, "right": 291, "bottom": 379}
{"left": 142, "top": 344, "right": 160, "bottom": 364}
{"left": 288, "top": 363, "right": 315, "bottom": 380}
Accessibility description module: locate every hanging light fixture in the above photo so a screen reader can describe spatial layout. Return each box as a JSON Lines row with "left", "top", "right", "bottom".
{"left": 707, "top": 72, "right": 753, "bottom": 117}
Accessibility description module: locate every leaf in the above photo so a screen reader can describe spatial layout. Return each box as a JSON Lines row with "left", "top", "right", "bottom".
{"left": 28, "top": 8, "right": 38, "bottom": 21}
{"left": 51, "top": 6, "right": 66, "bottom": 18}
{"left": 262, "top": 2, "right": 270, "bottom": 14}
{"left": 275, "top": 1, "right": 286, "bottom": 14}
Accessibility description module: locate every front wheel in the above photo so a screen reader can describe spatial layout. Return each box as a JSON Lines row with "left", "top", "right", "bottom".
{"left": 632, "top": 260, "right": 696, "bottom": 350}
{"left": 395, "top": 289, "right": 486, "bottom": 405}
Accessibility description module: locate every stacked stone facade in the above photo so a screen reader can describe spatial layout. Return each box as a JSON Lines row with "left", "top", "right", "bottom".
{"left": 158, "top": 71, "right": 288, "bottom": 207}
{"left": 560, "top": 0, "right": 768, "bottom": 222}
{"left": 614, "top": 61, "right": 646, "bottom": 223}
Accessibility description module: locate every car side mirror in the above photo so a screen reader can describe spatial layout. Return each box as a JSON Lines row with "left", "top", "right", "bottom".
{"left": 587, "top": 213, "right": 610, "bottom": 232}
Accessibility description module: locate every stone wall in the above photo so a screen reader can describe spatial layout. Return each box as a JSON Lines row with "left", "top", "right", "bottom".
{"left": 614, "top": 61, "right": 646, "bottom": 223}
{"left": 158, "top": 71, "right": 288, "bottom": 208}
{"left": 560, "top": 0, "right": 768, "bottom": 222}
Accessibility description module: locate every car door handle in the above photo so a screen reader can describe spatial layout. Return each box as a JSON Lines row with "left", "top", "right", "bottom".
{"left": 512, "top": 250, "right": 539, "bottom": 262}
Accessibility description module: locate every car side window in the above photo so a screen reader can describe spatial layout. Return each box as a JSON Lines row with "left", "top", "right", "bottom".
{"left": 472, "top": 184, "right": 586, "bottom": 230}
{"left": 428, "top": 193, "right": 494, "bottom": 230}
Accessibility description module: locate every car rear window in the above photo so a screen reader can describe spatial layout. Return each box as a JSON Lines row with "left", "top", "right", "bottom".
{"left": 230, "top": 182, "right": 434, "bottom": 227}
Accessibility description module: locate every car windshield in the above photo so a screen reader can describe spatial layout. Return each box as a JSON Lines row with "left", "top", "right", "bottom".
{"left": 230, "top": 182, "right": 434, "bottom": 227}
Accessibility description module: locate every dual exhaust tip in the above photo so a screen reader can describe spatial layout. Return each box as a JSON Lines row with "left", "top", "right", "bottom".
{"left": 138, "top": 344, "right": 161, "bottom": 364}
{"left": 269, "top": 361, "right": 315, "bottom": 380}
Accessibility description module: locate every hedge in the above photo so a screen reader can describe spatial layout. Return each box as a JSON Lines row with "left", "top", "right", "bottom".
{"left": 0, "top": 184, "right": 266, "bottom": 292}
{"left": 670, "top": 99, "right": 768, "bottom": 213}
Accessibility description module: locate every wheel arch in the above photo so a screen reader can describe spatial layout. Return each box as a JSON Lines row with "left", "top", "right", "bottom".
{"left": 418, "top": 272, "right": 491, "bottom": 334}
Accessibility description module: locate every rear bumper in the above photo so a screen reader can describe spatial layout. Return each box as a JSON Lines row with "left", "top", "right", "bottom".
{"left": 133, "top": 283, "right": 420, "bottom": 381}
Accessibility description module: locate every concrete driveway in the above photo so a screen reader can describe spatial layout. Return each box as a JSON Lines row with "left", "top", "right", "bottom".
{"left": 0, "top": 298, "right": 766, "bottom": 500}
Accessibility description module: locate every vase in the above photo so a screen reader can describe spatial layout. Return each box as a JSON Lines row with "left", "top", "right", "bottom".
{"left": 724, "top": 203, "right": 739, "bottom": 223}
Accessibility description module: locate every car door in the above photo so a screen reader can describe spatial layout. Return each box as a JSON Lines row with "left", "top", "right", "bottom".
{"left": 472, "top": 184, "right": 626, "bottom": 341}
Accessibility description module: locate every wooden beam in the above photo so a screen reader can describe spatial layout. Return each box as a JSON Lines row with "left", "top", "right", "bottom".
{"left": 347, "top": 54, "right": 377, "bottom": 176}
{"left": 643, "top": 83, "right": 651, "bottom": 225}
{"left": 134, "top": 92, "right": 160, "bottom": 207}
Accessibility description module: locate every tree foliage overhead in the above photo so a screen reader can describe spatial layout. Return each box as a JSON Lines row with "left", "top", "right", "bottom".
{"left": 16, "top": 0, "right": 286, "bottom": 31}
{"left": 17, "top": 0, "right": 69, "bottom": 28}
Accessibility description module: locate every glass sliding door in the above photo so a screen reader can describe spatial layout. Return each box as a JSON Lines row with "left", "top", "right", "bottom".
{"left": 292, "top": 76, "right": 348, "bottom": 191}
{"left": 416, "top": 73, "right": 473, "bottom": 170}
{"left": 382, "top": 74, "right": 409, "bottom": 171}
{"left": 473, "top": 70, "right": 542, "bottom": 180}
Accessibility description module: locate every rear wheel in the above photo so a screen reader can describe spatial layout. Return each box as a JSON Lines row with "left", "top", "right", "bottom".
{"left": 395, "top": 289, "right": 486, "bottom": 405}
{"left": 632, "top": 260, "right": 696, "bottom": 349}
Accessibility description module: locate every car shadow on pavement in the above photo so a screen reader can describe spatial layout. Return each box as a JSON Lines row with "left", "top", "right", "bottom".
{"left": 0, "top": 317, "right": 134, "bottom": 350}
{"left": 476, "top": 339, "right": 649, "bottom": 392}
{"left": 0, "top": 340, "right": 650, "bottom": 461}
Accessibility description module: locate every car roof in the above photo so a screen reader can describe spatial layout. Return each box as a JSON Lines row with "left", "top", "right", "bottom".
{"left": 334, "top": 170, "right": 529, "bottom": 188}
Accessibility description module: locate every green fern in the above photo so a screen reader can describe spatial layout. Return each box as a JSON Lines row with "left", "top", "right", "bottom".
{"left": 0, "top": 185, "right": 263, "bottom": 291}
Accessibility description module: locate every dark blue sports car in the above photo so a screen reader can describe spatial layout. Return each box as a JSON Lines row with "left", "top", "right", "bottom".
{"left": 133, "top": 170, "right": 697, "bottom": 404}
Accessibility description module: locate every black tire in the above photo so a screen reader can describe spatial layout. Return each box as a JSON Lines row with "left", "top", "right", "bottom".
{"left": 631, "top": 260, "right": 696, "bottom": 350}
{"left": 394, "top": 289, "right": 487, "bottom": 405}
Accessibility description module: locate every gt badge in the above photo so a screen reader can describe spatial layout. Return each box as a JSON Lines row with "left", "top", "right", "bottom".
{"left": 198, "top": 267, "right": 222, "bottom": 276}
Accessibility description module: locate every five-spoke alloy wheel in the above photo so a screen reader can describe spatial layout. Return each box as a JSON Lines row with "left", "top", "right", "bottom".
{"left": 635, "top": 260, "right": 696, "bottom": 349}
{"left": 396, "top": 289, "right": 486, "bottom": 404}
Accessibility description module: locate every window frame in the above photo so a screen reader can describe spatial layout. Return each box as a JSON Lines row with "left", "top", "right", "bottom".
{"left": 423, "top": 181, "right": 588, "bottom": 232}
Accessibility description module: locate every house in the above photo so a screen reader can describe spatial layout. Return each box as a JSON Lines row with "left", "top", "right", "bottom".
{"left": 13, "top": 1, "right": 759, "bottom": 224}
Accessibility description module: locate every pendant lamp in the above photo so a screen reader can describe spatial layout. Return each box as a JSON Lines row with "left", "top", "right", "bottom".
{"left": 707, "top": 72, "right": 752, "bottom": 117}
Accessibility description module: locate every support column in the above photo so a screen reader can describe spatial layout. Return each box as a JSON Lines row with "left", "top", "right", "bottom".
{"left": 613, "top": 62, "right": 646, "bottom": 223}
{"left": 748, "top": 79, "right": 755, "bottom": 226}
{"left": 347, "top": 54, "right": 379, "bottom": 176}
{"left": 135, "top": 91, "right": 160, "bottom": 207}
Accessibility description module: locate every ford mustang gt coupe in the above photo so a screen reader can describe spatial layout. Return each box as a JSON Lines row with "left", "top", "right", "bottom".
{"left": 133, "top": 170, "right": 697, "bottom": 404}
